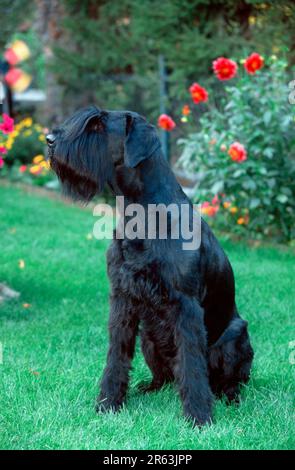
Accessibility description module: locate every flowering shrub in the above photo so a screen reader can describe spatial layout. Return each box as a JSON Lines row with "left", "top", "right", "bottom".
{"left": 0, "top": 114, "right": 15, "bottom": 169}
{"left": 2, "top": 117, "right": 46, "bottom": 166}
{"left": 0, "top": 115, "right": 54, "bottom": 187}
{"left": 178, "top": 55, "right": 295, "bottom": 242}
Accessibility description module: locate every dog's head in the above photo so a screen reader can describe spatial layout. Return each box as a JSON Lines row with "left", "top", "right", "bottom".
{"left": 47, "top": 106, "right": 161, "bottom": 201}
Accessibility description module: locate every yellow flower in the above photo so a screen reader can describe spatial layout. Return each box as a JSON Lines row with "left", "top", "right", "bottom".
{"left": 30, "top": 165, "right": 42, "bottom": 175}
{"left": 223, "top": 201, "right": 231, "bottom": 209}
{"left": 237, "top": 217, "right": 245, "bottom": 225}
{"left": 38, "top": 134, "right": 46, "bottom": 142}
{"left": 230, "top": 206, "right": 238, "bottom": 214}
{"left": 33, "top": 155, "right": 44, "bottom": 164}
{"left": 23, "top": 117, "right": 33, "bottom": 127}
{"left": 40, "top": 160, "right": 50, "bottom": 169}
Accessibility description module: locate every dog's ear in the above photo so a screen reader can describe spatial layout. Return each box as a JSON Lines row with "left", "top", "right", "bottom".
{"left": 124, "top": 114, "right": 162, "bottom": 168}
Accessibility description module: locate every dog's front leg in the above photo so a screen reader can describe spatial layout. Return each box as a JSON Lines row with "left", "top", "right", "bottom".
{"left": 174, "top": 295, "right": 213, "bottom": 426}
{"left": 96, "top": 294, "right": 138, "bottom": 413}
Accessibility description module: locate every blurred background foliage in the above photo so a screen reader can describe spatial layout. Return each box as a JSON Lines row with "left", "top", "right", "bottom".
{"left": 0, "top": 0, "right": 295, "bottom": 242}
{"left": 51, "top": 0, "right": 295, "bottom": 120}
{"left": 1, "top": 0, "right": 295, "bottom": 122}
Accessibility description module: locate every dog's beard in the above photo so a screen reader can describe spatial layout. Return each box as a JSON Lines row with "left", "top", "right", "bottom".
{"left": 49, "top": 107, "right": 115, "bottom": 202}
{"left": 50, "top": 155, "right": 99, "bottom": 202}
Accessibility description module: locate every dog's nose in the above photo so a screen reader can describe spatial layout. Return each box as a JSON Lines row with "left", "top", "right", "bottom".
{"left": 46, "top": 134, "right": 56, "bottom": 146}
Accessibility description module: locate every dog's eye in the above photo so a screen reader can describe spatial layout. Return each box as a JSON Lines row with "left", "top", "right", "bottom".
{"left": 88, "top": 118, "right": 105, "bottom": 133}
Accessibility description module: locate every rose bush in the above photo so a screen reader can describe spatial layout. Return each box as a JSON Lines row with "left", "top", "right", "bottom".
{"left": 178, "top": 55, "right": 295, "bottom": 242}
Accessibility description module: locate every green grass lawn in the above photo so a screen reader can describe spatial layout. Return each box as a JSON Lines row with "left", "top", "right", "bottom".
{"left": 0, "top": 182, "right": 294, "bottom": 450}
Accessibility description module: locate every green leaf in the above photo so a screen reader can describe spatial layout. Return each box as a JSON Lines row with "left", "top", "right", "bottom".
{"left": 210, "top": 180, "right": 224, "bottom": 194}
{"left": 249, "top": 198, "right": 260, "bottom": 209}
{"left": 263, "top": 147, "right": 274, "bottom": 159}
{"left": 242, "top": 180, "right": 257, "bottom": 190}
{"left": 276, "top": 194, "right": 288, "bottom": 204}
{"left": 263, "top": 111, "right": 272, "bottom": 126}
{"left": 232, "top": 169, "right": 244, "bottom": 178}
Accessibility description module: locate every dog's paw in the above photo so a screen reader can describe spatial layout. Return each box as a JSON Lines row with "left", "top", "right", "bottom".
{"left": 95, "top": 396, "right": 122, "bottom": 414}
{"left": 223, "top": 386, "right": 241, "bottom": 405}
{"left": 186, "top": 412, "right": 213, "bottom": 428}
{"left": 137, "top": 380, "right": 164, "bottom": 394}
{"left": 183, "top": 404, "right": 213, "bottom": 428}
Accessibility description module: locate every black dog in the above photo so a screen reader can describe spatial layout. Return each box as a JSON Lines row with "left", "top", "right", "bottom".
{"left": 47, "top": 106, "right": 253, "bottom": 426}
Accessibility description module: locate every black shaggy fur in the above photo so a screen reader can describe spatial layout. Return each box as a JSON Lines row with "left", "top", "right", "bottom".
{"left": 47, "top": 106, "right": 254, "bottom": 426}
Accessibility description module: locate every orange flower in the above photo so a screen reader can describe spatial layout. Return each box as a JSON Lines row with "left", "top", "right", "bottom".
{"left": 201, "top": 201, "right": 219, "bottom": 217}
{"left": 189, "top": 83, "right": 208, "bottom": 104}
{"left": 244, "top": 53, "right": 264, "bottom": 74}
{"left": 213, "top": 57, "right": 238, "bottom": 80}
{"left": 206, "top": 206, "right": 219, "bottom": 217}
{"left": 228, "top": 142, "right": 247, "bottom": 163}
{"left": 223, "top": 201, "right": 231, "bottom": 209}
{"left": 237, "top": 217, "right": 245, "bottom": 225}
{"left": 182, "top": 105, "right": 191, "bottom": 116}
{"left": 157, "top": 114, "right": 176, "bottom": 131}
{"left": 230, "top": 207, "right": 238, "bottom": 214}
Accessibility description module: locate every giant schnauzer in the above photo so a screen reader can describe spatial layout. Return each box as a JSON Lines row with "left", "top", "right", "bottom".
{"left": 47, "top": 106, "right": 254, "bottom": 426}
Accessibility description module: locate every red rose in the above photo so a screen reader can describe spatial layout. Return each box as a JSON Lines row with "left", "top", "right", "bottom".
{"left": 213, "top": 57, "right": 238, "bottom": 81}
{"left": 157, "top": 114, "right": 176, "bottom": 131}
{"left": 0, "top": 157, "right": 4, "bottom": 168}
{"left": 0, "top": 146, "right": 7, "bottom": 155}
{"left": 19, "top": 165, "right": 27, "bottom": 173}
{"left": 244, "top": 53, "right": 264, "bottom": 74}
{"left": 0, "top": 113, "right": 14, "bottom": 134}
{"left": 228, "top": 142, "right": 247, "bottom": 163}
{"left": 189, "top": 83, "right": 208, "bottom": 104}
